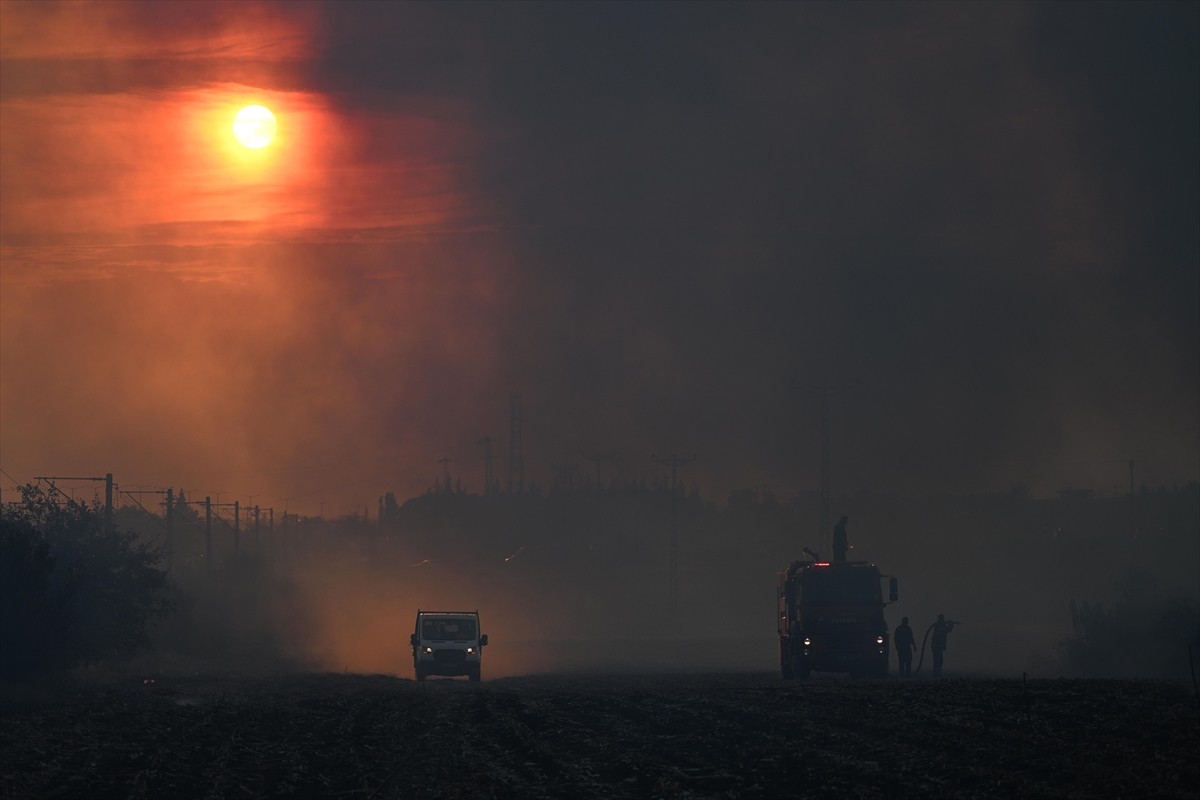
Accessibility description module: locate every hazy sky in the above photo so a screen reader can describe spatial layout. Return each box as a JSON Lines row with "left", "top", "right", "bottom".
{"left": 2, "top": 1, "right": 1197, "bottom": 514}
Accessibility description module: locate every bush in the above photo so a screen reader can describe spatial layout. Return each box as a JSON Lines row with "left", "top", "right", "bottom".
{"left": 1064, "top": 570, "right": 1200, "bottom": 679}
{"left": 0, "top": 485, "right": 173, "bottom": 680}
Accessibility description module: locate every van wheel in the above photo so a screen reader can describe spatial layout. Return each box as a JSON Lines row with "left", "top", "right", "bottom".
{"left": 415, "top": 667, "right": 426, "bottom": 682}
{"left": 468, "top": 666, "right": 481, "bottom": 682}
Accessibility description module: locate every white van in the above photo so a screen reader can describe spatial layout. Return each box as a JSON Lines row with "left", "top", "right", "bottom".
{"left": 410, "top": 610, "right": 488, "bottom": 682}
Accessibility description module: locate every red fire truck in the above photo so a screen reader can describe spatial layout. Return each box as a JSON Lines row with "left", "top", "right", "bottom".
{"left": 778, "top": 555, "right": 897, "bottom": 679}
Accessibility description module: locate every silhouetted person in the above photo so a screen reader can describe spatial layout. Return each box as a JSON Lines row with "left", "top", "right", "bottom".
{"left": 833, "top": 516, "right": 848, "bottom": 562}
{"left": 931, "top": 613, "right": 955, "bottom": 677}
{"left": 894, "top": 616, "right": 915, "bottom": 677}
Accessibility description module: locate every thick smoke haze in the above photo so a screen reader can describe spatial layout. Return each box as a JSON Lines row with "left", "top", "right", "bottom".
{"left": 2, "top": 2, "right": 1197, "bottom": 518}
{"left": 133, "top": 483, "right": 1197, "bottom": 680}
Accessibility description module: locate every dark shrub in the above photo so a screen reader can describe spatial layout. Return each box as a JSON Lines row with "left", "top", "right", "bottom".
{"left": 0, "top": 485, "right": 172, "bottom": 680}
{"left": 1065, "top": 570, "right": 1200, "bottom": 679}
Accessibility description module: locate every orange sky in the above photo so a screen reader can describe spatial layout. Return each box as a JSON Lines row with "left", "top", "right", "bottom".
{"left": 1, "top": 1, "right": 507, "bottom": 514}
{"left": 3, "top": 1, "right": 1197, "bottom": 513}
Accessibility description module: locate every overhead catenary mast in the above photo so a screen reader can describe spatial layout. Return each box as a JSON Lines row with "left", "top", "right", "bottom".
{"left": 34, "top": 473, "right": 114, "bottom": 527}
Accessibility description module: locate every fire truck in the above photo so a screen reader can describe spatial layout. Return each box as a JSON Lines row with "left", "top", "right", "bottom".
{"left": 777, "top": 551, "right": 897, "bottom": 679}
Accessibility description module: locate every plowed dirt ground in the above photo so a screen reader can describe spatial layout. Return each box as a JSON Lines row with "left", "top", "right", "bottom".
{"left": 2, "top": 672, "right": 1197, "bottom": 799}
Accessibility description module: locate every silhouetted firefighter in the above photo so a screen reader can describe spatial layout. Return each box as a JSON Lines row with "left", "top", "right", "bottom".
{"left": 833, "top": 515, "right": 848, "bottom": 563}
{"left": 931, "top": 613, "right": 955, "bottom": 677}
{"left": 894, "top": 616, "right": 916, "bottom": 676}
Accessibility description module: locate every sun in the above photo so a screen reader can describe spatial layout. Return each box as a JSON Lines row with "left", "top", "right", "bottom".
{"left": 233, "top": 105, "right": 276, "bottom": 149}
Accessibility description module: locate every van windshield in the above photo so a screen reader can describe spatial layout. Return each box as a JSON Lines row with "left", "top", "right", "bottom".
{"left": 421, "top": 618, "right": 477, "bottom": 641}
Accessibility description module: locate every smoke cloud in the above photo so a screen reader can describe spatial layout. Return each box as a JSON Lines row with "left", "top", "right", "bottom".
{"left": 3, "top": 2, "right": 1196, "bottom": 517}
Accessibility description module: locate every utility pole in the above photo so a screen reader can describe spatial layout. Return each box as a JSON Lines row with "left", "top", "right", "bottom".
{"left": 652, "top": 453, "right": 696, "bottom": 627}
{"left": 205, "top": 500, "right": 241, "bottom": 564}
{"left": 254, "top": 505, "right": 261, "bottom": 550}
{"left": 1128, "top": 459, "right": 1136, "bottom": 540}
{"left": 585, "top": 451, "right": 615, "bottom": 492}
{"left": 509, "top": 393, "right": 524, "bottom": 493}
{"left": 479, "top": 437, "right": 496, "bottom": 496}
{"left": 551, "top": 463, "right": 579, "bottom": 490}
{"left": 34, "top": 474, "right": 113, "bottom": 524}
{"left": 115, "top": 484, "right": 175, "bottom": 569}
{"left": 165, "top": 488, "right": 174, "bottom": 573}
{"left": 205, "top": 496, "right": 212, "bottom": 573}
{"left": 801, "top": 381, "right": 857, "bottom": 556}
{"left": 585, "top": 451, "right": 615, "bottom": 551}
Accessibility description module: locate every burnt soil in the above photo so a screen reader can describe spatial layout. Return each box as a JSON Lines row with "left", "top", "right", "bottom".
{"left": 2, "top": 672, "right": 1197, "bottom": 799}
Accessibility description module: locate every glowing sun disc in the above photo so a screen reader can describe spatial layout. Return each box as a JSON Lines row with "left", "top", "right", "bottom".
{"left": 233, "top": 105, "right": 276, "bottom": 149}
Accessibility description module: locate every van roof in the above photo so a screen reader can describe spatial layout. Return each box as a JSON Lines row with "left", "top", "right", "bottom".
{"left": 417, "top": 610, "right": 478, "bottom": 617}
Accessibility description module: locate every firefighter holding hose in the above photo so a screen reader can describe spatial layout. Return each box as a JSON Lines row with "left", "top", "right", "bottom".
{"left": 931, "top": 613, "right": 956, "bottom": 677}
{"left": 894, "top": 616, "right": 916, "bottom": 677}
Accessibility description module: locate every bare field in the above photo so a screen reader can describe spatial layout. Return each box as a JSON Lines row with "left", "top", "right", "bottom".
{"left": 2, "top": 672, "right": 1197, "bottom": 799}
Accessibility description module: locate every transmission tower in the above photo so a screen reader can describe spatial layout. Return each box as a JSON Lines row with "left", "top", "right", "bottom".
{"left": 508, "top": 393, "right": 524, "bottom": 493}
{"left": 551, "top": 462, "right": 579, "bottom": 490}
{"left": 585, "top": 451, "right": 616, "bottom": 492}
{"left": 652, "top": 453, "right": 696, "bottom": 626}
{"left": 1128, "top": 458, "right": 1137, "bottom": 539}
{"left": 801, "top": 381, "right": 857, "bottom": 556}
{"left": 584, "top": 451, "right": 616, "bottom": 552}
{"left": 438, "top": 457, "right": 453, "bottom": 493}
{"left": 479, "top": 436, "right": 497, "bottom": 495}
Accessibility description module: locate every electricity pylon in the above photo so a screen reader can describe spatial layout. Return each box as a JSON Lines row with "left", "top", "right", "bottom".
{"left": 800, "top": 381, "right": 857, "bottom": 556}
{"left": 652, "top": 453, "right": 696, "bottom": 626}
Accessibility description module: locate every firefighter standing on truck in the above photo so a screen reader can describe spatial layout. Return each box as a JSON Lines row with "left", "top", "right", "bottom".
{"left": 833, "top": 516, "right": 849, "bottom": 563}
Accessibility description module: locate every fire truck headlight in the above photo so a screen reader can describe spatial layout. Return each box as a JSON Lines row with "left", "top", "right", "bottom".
{"left": 876, "top": 636, "right": 885, "bottom": 645}
{"left": 802, "top": 637, "right": 812, "bottom": 646}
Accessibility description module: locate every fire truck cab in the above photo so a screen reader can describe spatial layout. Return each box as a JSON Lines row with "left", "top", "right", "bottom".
{"left": 778, "top": 559, "right": 897, "bottom": 679}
